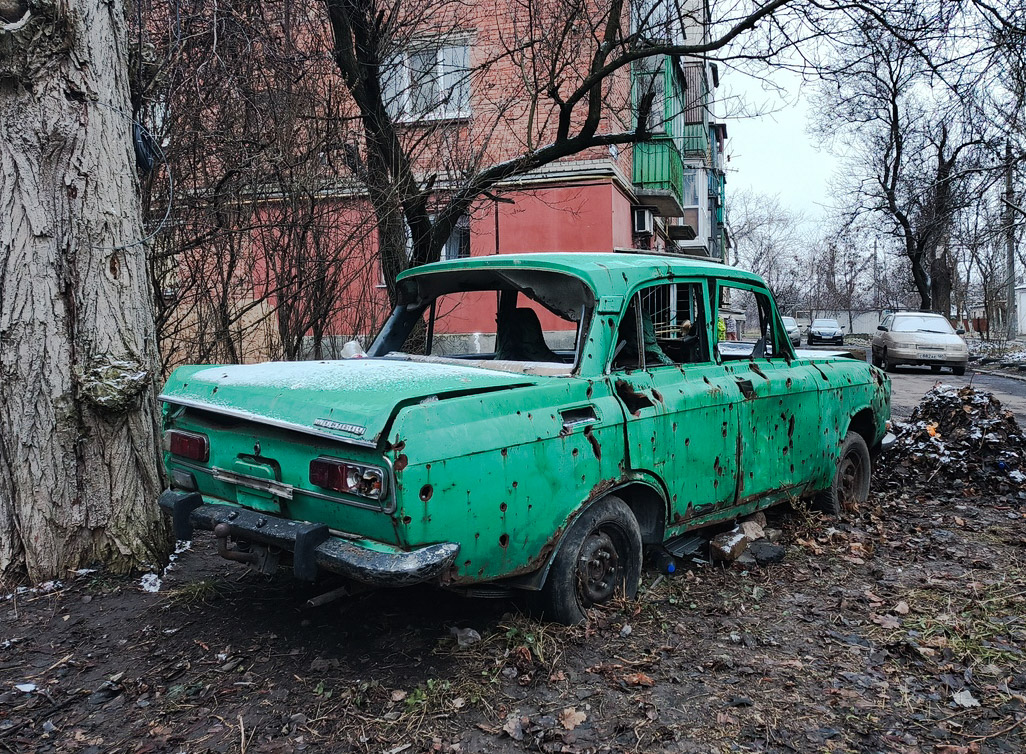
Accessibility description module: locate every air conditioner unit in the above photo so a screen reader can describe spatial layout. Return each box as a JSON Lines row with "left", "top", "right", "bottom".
{"left": 633, "top": 208, "right": 654, "bottom": 235}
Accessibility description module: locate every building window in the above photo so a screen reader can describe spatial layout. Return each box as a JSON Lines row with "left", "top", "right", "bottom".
{"left": 384, "top": 42, "right": 471, "bottom": 121}
{"left": 681, "top": 169, "right": 700, "bottom": 208}
{"left": 634, "top": 55, "right": 666, "bottom": 132}
{"left": 442, "top": 214, "right": 471, "bottom": 260}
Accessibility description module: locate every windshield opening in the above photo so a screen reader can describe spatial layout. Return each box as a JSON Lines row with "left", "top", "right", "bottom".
{"left": 892, "top": 315, "right": 955, "bottom": 334}
{"left": 367, "top": 269, "right": 594, "bottom": 374}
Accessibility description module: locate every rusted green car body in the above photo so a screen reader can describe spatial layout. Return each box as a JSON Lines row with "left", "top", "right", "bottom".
{"left": 159, "top": 253, "right": 891, "bottom": 614}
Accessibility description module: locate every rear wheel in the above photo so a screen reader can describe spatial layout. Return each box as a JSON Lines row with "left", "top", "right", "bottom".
{"left": 540, "top": 495, "right": 642, "bottom": 625}
{"left": 814, "top": 431, "right": 872, "bottom": 516}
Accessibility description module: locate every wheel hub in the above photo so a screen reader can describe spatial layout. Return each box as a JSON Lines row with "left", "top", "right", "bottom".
{"left": 838, "top": 453, "right": 863, "bottom": 511}
{"left": 576, "top": 530, "right": 621, "bottom": 605}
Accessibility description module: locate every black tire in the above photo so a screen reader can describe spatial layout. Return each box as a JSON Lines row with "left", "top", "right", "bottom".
{"left": 930, "top": 365, "right": 941, "bottom": 373}
{"left": 540, "top": 495, "right": 642, "bottom": 625}
{"left": 814, "top": 431, "right": 872, "bottom": 516}
{"left": 953, "top": 365, "right": 966, "bottom": 376}
{"left": 871, "top": 348, "right": 882, "bottom": 368}
{"left": 881, "top": 348, "right": 896, "bottom": 373}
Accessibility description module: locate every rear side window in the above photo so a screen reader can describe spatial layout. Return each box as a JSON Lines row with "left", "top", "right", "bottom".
{"left": 716, "top": 283, "right": 787, "bottom": 361}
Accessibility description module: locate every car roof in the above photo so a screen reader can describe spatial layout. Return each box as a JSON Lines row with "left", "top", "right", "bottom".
{"left": 398, "top": 252, "right": 765, "bottom": 295}
{"left": 892, "top": 311, "right": 945, "bottom": 317}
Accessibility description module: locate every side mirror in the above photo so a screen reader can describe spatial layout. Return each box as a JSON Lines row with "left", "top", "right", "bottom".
{"left": 956, "top": 328, "right": 965, "bottom": 335}
{"left": 841, "top": 325, "right": 847, "bottom": 330}
{"left": 877, "top": 325, "right": 888, "bottom": 332}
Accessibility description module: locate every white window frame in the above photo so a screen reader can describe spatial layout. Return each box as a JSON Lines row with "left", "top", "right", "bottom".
{"left": 634, "top": 55, "right": 666, "bottom": 133}
{"left": 384, "top": 40, "right": 471, "bottom": 123}
{"left": 440, "top": 214, "right": 471, "bottom": 260}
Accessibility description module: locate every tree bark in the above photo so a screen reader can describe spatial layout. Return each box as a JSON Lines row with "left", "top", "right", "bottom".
{"left": 0, "top": 0, "right": 169, "bottom": 583}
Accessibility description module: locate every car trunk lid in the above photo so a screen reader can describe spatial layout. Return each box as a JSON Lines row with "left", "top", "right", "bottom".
{"left": 161, "top": 358, "right": 537, "bottom": 447}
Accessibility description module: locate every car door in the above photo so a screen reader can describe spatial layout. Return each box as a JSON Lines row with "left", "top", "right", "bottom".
{"left": 873, "top": 315, "right": 893, "bottom": 361}
{"left": 715, "top": 281, "right": 822, "bottom": 506}
{"left": 608, "top": 280, "right": 744, "bottom": 530}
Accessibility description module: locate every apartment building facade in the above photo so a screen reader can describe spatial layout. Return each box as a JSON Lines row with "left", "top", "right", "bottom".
{"left": 152, "top": 0, "right": 730, "bottom": 362}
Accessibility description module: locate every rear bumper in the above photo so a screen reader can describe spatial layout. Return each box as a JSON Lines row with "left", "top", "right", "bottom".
{"left": 158, "top": 489, "right": 459, "bottom": 586}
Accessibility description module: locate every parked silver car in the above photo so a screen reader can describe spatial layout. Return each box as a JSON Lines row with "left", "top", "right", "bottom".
{"left": 781, "top": 316, "right": 801, "bottom": 346}
{"left": 871, "top": 312, "right": 967, "bottom": 375}
{"left": 807, "top": 318, "right": 844, "bottom": 346}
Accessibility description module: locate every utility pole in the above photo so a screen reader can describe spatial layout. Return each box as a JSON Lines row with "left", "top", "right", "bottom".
{"left": 873, "top": 237, "right": 879, "bottom": 309}
{"left": 1006, "top": 139, "right": 1018, "bottom": 341}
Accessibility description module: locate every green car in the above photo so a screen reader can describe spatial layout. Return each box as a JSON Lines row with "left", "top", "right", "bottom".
{"left": 158, "top": 253, "right": 893, "bottom": 623}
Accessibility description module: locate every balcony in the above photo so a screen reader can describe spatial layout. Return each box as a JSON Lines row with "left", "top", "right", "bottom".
{"left": 633, "top": 137, "right": 685, "bottom": 217}
{"left": 677, "top": 124, "right": 710, "bottom": 157}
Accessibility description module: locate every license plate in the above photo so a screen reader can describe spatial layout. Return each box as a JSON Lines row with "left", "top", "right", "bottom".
{"left": 919, "top": 352, "right": 942, "bottom": 360}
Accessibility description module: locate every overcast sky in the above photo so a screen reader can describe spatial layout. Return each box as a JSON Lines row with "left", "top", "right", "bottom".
{"left": 720, "top": 69, "right": 839, "bottom": 222}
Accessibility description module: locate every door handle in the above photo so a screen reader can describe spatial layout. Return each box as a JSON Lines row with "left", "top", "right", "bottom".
{"left": 560, "top": 406, "right": 598, "bottom": 430}
{"left": 735, "top": 378, "right": 755, "bottom": 399}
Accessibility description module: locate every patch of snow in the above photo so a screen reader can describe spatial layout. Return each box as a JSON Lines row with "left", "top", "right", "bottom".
{"left": 138, "top": 540, "right": 193, "bottom": 593}
{"left": 2, "top": 580, "right": 62, "bottom": 602}
{"left": 139, "top": 573, "right": 162, "bottom": 593}
{"left": 14, "top": 683, "right": 36, "bottom": 693}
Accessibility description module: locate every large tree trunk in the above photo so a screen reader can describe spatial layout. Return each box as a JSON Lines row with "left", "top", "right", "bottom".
{"left": 0, "top": 0, "right": 169, "bottom": 583}
{"left": 930, "top": 239, "right": 952, "bottom": 316}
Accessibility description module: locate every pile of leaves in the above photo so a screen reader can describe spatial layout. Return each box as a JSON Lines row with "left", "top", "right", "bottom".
{"left": 876, "top": 384, "right": 1026, "bottom": 498}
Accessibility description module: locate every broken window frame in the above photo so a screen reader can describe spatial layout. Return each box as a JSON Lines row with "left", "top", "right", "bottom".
{"left": 714, "top": 281, "right": 793, "bottom": 362}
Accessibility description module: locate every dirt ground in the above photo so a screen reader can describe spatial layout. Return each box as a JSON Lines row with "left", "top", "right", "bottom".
{"left": 3, "top": 396, "right": 1026, "bottom": 753}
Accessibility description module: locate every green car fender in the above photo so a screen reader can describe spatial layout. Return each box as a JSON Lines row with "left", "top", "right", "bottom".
{"left": 500, "top": 473, "right": 669, "bottom": 591}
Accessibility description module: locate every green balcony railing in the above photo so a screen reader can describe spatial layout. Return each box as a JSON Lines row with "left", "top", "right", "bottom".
{"left": 633, "top": 137, "right": 685, "bottom": 206}
{"left": 676, "top": 124, "right": 710, "bottom": 157}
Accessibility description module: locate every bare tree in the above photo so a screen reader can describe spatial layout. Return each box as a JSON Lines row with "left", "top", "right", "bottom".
{"left": 139, "top": 0, "right": 383, "bottom": 370}
{"left": 809, "top": 23, "right": 997, "bottom": 312}
{"left": 1, "top": 0, "right": 168, "bottom": 581}
{"left": 728, "top": 189, "right": 812, "bottom": 315}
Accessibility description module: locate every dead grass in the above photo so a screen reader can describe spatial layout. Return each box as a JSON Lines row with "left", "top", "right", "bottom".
{"left": 164, "top": 578, "right": 223, "bottom": 606}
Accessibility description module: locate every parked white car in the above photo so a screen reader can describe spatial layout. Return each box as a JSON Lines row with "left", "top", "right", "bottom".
{"left": 781, "top": 316, "right": 801, "bottom": 346}
{"left": 871, "top": 312, "right": 968, "bottom": 375}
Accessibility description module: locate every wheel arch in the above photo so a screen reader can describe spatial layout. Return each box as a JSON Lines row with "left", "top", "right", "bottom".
{"left": 504, "top": 476, "right": 666, "bottom": 591}
{"left": 847, "top": 407, "right": 876, "bottom": 448}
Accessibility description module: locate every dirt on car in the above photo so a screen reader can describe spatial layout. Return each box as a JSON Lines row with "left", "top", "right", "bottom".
{"left": 2, "top": 386, "right": 1025, "bottom": 754}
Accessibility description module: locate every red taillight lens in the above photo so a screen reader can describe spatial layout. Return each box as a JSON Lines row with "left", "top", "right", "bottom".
{"left": 309, "top": 457, "right": 385, "bottom": 500}
{"left": 167, "top": 430, "right": 209, "bottom": 462}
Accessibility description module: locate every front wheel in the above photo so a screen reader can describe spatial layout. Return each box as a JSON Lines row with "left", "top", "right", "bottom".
{"left": 881, "top": 348, "right": 896, "bottom": 373}
{"left": 814, "top": 431, "right": 872, "bottom": 516}
{"left": 540, "top": 496, "right": 642, "bottom": 625}
{"left": 931, "top": 365, "right": 942, "bottom": 373}
{"left": 953, "top": 365, "right": 966, "bottom": 376}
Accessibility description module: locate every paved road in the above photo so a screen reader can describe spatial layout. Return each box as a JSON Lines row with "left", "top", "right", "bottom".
{"left": 886, "top": 366, "right": 1026, "bottom": 426}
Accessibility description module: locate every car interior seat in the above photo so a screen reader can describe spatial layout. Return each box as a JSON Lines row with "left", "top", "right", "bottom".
{"left": 494, "top": 307, "right": 561, "bottom": 362}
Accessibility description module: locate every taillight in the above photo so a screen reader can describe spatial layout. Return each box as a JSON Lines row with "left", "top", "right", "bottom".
{"left": 309, "top": 457, "right": 386, "bottom": 500}
{"left": 166, "top": 430, "right": 209, "bottom": 462}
